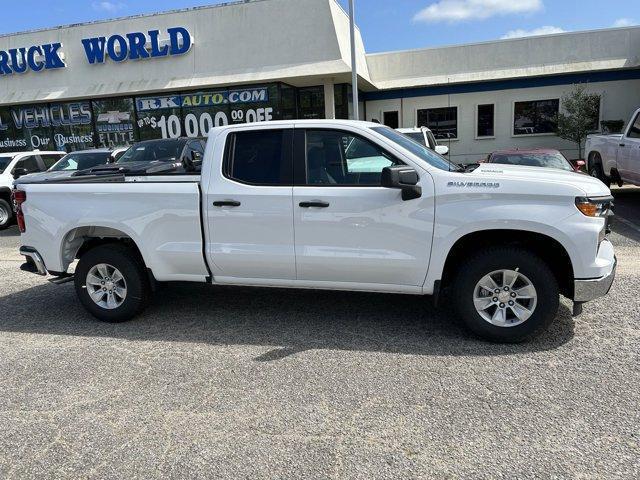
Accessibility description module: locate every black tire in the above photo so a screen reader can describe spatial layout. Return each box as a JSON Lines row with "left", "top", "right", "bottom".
{"left": 452, "top": 247, "right": 559, "bottom": 343}
{"left": 74, "top": 243, "right": 150, "bottom": 323}
{"left": 589, "top": 157, "right": 610, "bottom": 187}
{"left": 0, "top": 198, "right": 13, "bottom": 230}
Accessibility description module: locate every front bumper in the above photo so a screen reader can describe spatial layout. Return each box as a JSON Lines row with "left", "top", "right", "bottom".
{"left": 574, "top": 256, "right": 617, "bottom": 302}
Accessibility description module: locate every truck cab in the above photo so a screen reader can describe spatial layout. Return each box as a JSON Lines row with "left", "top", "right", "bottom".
{"left": 586, "top": 108, "right": 640, "bottom": 187}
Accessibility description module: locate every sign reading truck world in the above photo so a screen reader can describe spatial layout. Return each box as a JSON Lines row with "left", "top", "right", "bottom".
{"left": 0, "top": 27, "right": 191, "bottom": 75}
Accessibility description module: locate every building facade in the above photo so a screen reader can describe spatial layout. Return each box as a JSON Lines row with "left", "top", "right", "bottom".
{"left": 0, "top": 0, "right": 638, "bottom": 163}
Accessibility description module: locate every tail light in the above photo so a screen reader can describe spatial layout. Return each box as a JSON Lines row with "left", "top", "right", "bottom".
{"left": 11, "top": 189, "right": 26, "bottom": 233}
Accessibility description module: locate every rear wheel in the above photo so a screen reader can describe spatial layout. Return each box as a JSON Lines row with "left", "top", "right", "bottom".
{"left": 452, "top": 247, "right": 559, "bottom": 342}
{"left": 74, "top": 243, "right": 150, "bottom": 323}
{"left": 589, "top": 156, "right": 610, "bottom": 187}
{"left": 0, "top": 198, "right": 13, "bottom": 230}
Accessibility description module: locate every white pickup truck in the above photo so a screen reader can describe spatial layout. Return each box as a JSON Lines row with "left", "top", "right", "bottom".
{"left": 585, "top": 107, "right": 640, "bottom": 187}
{"left": 14, "top": 120, "right": 616, "bottom": 342}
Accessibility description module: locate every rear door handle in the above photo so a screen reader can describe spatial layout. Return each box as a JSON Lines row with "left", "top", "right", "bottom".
{"left": 213, "top": 200, "right": 241, "bottom": 207}
{"left": 299, "top": 201, "right": 330, "bottom": 208}
{"left": 619, "top": 143, "right": 626, "bottom": 147}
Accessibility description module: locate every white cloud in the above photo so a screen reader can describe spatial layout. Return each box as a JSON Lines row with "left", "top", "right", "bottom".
{"left": 501, "top": 25, "right": 566, "bottom": 39}
{"left": 92, "top": 1, "right": 125, "bottom": 13}
{"left": 414, "top": 0, "right": 543, "bottom": 23}
{"left": 612, "top": 18, "right": 636, "bottom": 28}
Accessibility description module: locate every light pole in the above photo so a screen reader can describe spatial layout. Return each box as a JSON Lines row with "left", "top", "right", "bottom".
{"left": 348, "top": 0, "right": 359, "bottom": 120}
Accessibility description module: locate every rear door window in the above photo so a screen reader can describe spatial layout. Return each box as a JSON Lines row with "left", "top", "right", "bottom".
{"left": 224, "top": 129, "right": 292, "bottom": 185}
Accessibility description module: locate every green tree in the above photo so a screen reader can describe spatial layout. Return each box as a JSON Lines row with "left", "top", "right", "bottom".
{"left": 556, "top": 84, "right": 601, "bottom": 160}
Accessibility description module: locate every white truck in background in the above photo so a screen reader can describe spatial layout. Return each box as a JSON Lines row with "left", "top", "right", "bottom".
{"left": 585, "top": 107, "right": 640, "bottom": 187}
{"left": 397, "top": 127, "right": 450, "bottom": 156}
{"left": 0, "top": 150, "right": 66, "bottom": 229}
{"left": 14, "top": 120, "right": 616, "bottom": 343}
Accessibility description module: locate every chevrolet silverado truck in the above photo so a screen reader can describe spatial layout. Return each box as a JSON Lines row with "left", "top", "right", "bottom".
{"left": 585, "top": 107, "right": 640, "bottom": 187}
{"left": 14, "top": 120, "right": 616, "bottom": 342}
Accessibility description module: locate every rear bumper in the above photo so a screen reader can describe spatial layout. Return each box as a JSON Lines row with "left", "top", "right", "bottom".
{"left": 19, "top": 246, "right": 47, "bottom": 276}
{"left": 574, "top": 256, "right": 616, "bottom": 302}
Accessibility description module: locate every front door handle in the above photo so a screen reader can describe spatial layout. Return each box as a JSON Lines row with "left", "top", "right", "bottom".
{"left": 213, "top": 200, "right": 241, "bottom": 207}
{"left": 299, "top": 201, "right": 330, "bottom": 208}
{"left": 619, "top": 143, "right": 626, "bottom": 147}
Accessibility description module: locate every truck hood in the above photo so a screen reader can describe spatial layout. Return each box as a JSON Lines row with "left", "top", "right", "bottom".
{"left": 471, "top": 163, "right": 610, "bottom": 197}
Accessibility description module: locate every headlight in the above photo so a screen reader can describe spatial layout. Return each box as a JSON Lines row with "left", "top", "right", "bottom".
{"left": 575, "top": 196, "right": 614, "bottom": 218}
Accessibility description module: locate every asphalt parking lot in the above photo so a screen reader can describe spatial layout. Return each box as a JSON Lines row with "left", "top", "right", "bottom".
{"left": 0, "top": 188, "right": 639, "bottom": 479}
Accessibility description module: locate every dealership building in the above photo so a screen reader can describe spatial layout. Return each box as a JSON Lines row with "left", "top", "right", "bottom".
{"left": 0, "top": 0, "right": 639, "bottom": 162}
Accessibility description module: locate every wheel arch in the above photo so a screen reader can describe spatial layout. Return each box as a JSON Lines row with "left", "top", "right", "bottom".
{"left": 439, "top": 229, "right": 575, "bottom": 299}
{"left": 59, "top": 225, "right": 150, "bottom": 275}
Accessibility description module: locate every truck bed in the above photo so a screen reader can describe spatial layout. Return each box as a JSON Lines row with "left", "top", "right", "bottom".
{"left": 16, "top": 177, "right": 210, "bottom": 282}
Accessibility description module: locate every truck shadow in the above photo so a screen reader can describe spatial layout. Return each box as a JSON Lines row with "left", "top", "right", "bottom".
{"left": 0, "top": 281, "right": 575, "bottom": 359}
{"left": 0, "top": 225, "right": 19, "bottom": 237}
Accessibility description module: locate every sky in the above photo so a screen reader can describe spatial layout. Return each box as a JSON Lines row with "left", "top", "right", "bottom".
{"left": 0, "top": 0, "right": 639, "bottom": 52}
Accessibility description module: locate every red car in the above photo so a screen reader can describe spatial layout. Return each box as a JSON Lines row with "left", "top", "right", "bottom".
{"left": 482, "top": 148, "right": 585, "bottom": 173}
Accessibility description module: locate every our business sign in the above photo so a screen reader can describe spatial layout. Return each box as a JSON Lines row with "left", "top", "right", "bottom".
{"left": 0, "top": 26, "right": 192, "bottom": 75}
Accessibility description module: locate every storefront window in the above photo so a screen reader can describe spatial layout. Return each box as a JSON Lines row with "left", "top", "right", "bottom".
{"left": 0, "top": 82, "right": 330, "bottom": 151}
{"left": 92, "top": 97, "right": 136, "bottom": 148}
{"left": 0, "top": 106, "right": 31, "bottom": 152}
{"left": 180, "top": 90, "right": 230, "bottom": 137}
{"left": 513, "top": 99, "right": 559, "bottom": 135}
{"left": 280, "top": 84, "right": 297, "bottom": 120}
{"left": 227, "top": 84, "right": 279, "bottom": 125}
{"left": 135, "top": 94, "right": 182, "bottom": 140}
{"left": 298, "top": 86, "right": 325, "bottom": 119}
{"left": 48, "top": 101, "right": 94, "bottom": 152}
{"left": 477, "top": 104, "right": 495, "bottom": 138}
{"left": 417, "top": 107, "right": 458, "bottom": 140}
{"left": 135, "top": 84, "right": 281, "bottom": 140}
{"left": 0, "top": 104, "right": 57, "bottom": 152}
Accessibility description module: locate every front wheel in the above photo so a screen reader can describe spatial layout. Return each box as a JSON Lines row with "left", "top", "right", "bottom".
{"left": 0, "top": 198, "right": 13, "bottom": 230}
{"left": 74, "top": 243, "right": 150, "bottom": 323}
{"left": 452, "top": 247, "right": 559, "bottom": 342}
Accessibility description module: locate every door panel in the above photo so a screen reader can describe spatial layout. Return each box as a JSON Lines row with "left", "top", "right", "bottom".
{"left": 293, "top": 128, "right": 434, "bottom": 287}
{"left": 293, "top": 186, "right": 434, "bottom": 285}
{"left": 205, "top": 128, "right": 296, "bottom": 280}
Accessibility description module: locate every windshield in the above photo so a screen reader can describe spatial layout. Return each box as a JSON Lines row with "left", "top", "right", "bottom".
{"left": 403, "top": 132, "right": 427, "bottom": 147}
{"left": 117, "top": 139, "right": 185, "bottom": 163}
{"left": 50, "top": 152, "right": 111, "bottom": 171}
{"left": 489, "top": 152, "right": 573, "bottom": 171}
{"left": 426, "top": 131, "right": 438, "bottom": 150}
{"left": 373, "top": 126, "right": 457, "bottom": 171}
{"left": 0, "top": 156, "right": 13, "bottom": 174}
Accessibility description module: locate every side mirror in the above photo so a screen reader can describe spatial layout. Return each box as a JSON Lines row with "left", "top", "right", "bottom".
{"left": 574, "top": 160, "right": 586, "bottom": 169}
{"left": 183, "top": 150, "right": 203, "bottom": 172}
{"left": 12, "top": 167, "right": 28, "bottom": 179}
{"left": 381, "top": 166, "right": 422, "bottom": 201}
{"left": 435, "top": 145, "right": 449, "bottom": 156}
